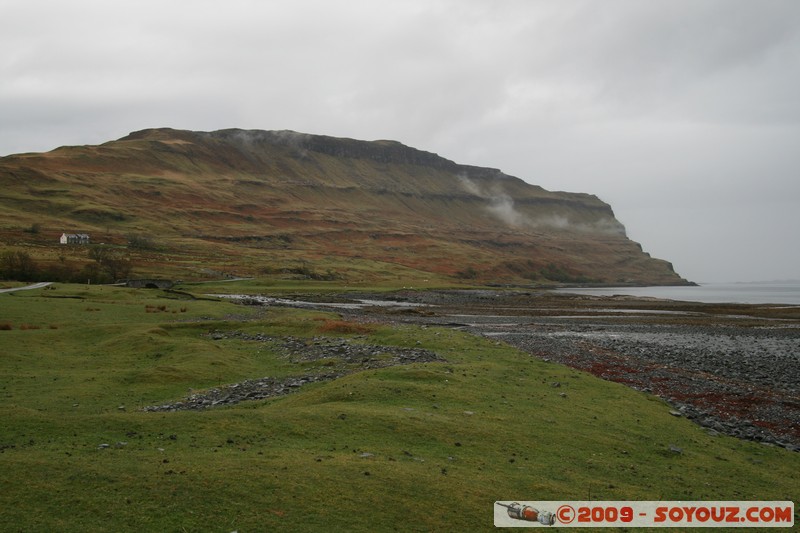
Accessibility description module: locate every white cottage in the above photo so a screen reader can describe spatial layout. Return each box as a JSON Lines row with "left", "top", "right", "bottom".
{"left": 60, "top": 233, "right": 90, "bottom": 245}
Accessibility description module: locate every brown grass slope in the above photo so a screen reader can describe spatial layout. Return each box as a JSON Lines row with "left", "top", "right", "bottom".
{"left": 0, "top": 127, "right": 688, "bottom": 285}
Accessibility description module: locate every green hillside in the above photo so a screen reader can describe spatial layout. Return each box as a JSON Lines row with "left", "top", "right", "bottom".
{"left": 0, "top": 128, "right": 689, "bottom": 286}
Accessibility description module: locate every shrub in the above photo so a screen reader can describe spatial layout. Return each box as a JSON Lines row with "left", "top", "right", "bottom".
{"left": 285, "top": 262, "right": 340, "bottom": 281}
{"left": 539, "top": 262, "right": 594, "bottom": 283}
{"left": 0, "top": 250, "right": 38, "bottom": 281}
{"left": 87, "top": 246, "right": 133, "bottom": 282}
{"left": 456, "top": 266, "right": 478, "bottom": 279}
{"left": 127, "top": 233, "right": 158, "bottom": 250}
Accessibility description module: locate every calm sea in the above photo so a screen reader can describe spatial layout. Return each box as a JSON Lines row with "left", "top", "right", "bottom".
{"left": 557, "top": 281, "right": 800, "bottom": 306}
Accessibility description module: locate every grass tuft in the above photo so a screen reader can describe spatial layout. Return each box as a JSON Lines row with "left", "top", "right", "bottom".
{"left": 316, "top": 318, "right": 375, "bottom": 335}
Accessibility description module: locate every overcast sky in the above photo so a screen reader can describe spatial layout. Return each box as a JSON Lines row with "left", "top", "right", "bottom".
{"left": 2, "top": 0, "right": 799, "bottom": 282}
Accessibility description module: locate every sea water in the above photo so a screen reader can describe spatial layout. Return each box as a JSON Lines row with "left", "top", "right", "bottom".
{"left": 557, "top": 281, "right": 800, "bottom": 306}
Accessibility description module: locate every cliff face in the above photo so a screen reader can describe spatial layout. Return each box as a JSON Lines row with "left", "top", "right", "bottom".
{"left": 0, "top": 128, "right": 688, "bottom": 285}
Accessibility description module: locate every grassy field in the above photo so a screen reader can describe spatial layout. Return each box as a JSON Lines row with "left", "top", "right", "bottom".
{"left": 1, "top": 282, "right": 797, "bottom": 531}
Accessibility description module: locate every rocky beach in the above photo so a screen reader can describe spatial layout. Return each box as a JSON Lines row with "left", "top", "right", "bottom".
{"left": 208, "top": 289, "right": 800, "bottom": 452}
{"left": 379, "top": 290, "right": 800, "bottom": 451}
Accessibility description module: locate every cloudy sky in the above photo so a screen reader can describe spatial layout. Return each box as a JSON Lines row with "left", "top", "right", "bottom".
{"left": 2, "top": 0, "right": 799, "bottom": 282}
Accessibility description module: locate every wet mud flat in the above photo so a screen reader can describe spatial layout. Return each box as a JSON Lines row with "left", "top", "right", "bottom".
{"left": 332, "top": 289, "right": 800, "bottom": 451}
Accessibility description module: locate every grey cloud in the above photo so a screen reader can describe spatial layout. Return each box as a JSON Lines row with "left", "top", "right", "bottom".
{"left": 457, "top": 174, "right": 625, "bottom": 235}
{"left": 1, "top": 0, "right": 798, "bottom": 280}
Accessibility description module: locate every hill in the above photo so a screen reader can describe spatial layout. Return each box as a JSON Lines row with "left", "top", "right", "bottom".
{"left": 0, "top": 128, "right": 689, "bottom": 285}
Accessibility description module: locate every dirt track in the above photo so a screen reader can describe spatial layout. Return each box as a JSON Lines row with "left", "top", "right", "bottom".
{"left": 0, "top": 282, "right": 52, "bottom": 293}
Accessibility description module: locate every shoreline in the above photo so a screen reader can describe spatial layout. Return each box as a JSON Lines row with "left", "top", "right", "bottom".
{"left": 315, "top": 289, "right": 800, "bottom": 450}
{"left": 554, "top": 281, "right": 800, "bottom": 306}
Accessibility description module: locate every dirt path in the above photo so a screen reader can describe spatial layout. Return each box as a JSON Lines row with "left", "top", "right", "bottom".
{"left": 0, "top": 282, "right": 52, "bottom": 294}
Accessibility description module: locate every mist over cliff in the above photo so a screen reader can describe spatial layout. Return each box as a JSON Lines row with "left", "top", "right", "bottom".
{"left": 0, "top": 128, "right": 688, "bottom": 285}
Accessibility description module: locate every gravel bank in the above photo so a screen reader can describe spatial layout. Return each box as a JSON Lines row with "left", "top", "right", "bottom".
{"left": 176, "top": 289, "right": 800, "bottom": 451}
{"left": 344, "top": 289, "right": 800, "bottom": 450}
{"left": 475, "top": 321, "right": 799, "bottom": 450}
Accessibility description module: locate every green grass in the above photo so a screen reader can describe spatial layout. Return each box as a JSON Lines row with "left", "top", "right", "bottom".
{"left": 1, "top": 284, "right": 798, "bottom": 531}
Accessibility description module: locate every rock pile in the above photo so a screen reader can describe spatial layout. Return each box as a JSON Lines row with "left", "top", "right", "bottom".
{"left": 143, "top": 333, "right": 445, "bottom": 412}
{"left": 465, "top": 322, "right": 800, "bottom": 451}
{"left": 345, "top": 289, "right": 800, "bottom": 451}
{"left": 279, "top": 335, "right": 445, "bottom": 368}
{"left": 143, "top": 374, "right": 339, "bottom": 412}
